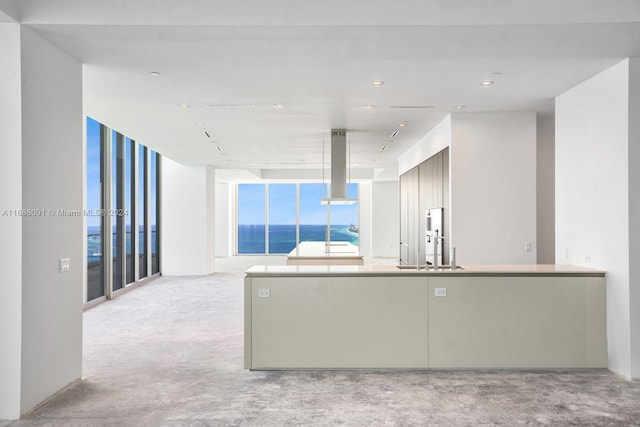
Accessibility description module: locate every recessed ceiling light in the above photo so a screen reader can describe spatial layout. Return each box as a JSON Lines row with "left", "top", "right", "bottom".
{"left": 481, "top": 80, "right": 494, "bottom": 86}
{"left": 379, "top": 145, "right": 387, "bottom": 152}
{"left": 216, "top": 145, "right": 223, "bottom": 152}
{"left": 195, "top": 123, "right": 205, "bottom": 127}
{"left": 273, "top": 104, "right": 285, "bottom": 110}
{"left": 390, "top": 130, "right": 399, "bottom": 138}
{"left": 372, "top": 80, "right": 384, "bottom": 86}
{"left": 150, "top": 71, "right": 160, "bottom": 76}
{"left": 399, "top": 122, "right": 408, "bottom": 127}
{"left": 455, "top": 105, "right": 466, "bottom": 110}
{"left": 203, "top": 130, "right": 211, "bottom": 138}
{"left": 178, "top": 104, "right": 190, "bottom": 109}
{"left": 364, "top": 105, "right": 375, "bottom": 109}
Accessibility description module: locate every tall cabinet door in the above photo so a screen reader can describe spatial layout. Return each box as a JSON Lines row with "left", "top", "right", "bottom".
{"left": 399, "top": 173, "right": 409, "bottom": 265}
{"left": 399, "top": 147, "right": 450, "bottom": 266}
{"left": 399, "top": 167, "right": 419, "bottom": 265}
{"left": 442, "top": 147, "right": 450, "bottom": 264}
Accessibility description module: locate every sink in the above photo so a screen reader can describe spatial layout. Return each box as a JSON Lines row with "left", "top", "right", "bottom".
{"left": 395, "top": 265, "right": 465, "bottom": 270}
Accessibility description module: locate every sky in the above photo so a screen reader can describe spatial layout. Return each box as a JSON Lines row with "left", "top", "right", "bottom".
{"left": 239, "top": 183, "right": 358, "bottom": 225}
{"left": 87, "top": 117, "right": 158, "bottom": 230}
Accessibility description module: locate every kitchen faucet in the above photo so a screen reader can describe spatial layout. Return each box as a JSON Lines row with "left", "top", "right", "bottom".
{"left": 426, "top": 231, "right": 445, "bottom": 270}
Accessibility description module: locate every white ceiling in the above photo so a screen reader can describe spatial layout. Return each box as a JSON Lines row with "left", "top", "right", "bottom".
{"left": 4, "top": 0, "right": 640, "bottom": 181}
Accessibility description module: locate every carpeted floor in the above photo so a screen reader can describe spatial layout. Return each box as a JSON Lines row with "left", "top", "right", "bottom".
{"left": 11, "top": 261, "right": 640, "bottom": 426}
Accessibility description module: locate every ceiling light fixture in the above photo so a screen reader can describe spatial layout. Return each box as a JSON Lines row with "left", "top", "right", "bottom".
{"left": 150, "top": 71, "right": 160, "bottom": 76}
{"left": 195, "top": 123, "right": 205, "bottom": 128}
{"left": 178, "top": 103, "right": 190, "bottom": 109}
{"left": 455, "top": 105, "right": 466, "bottom": 110}
{"left": 203, "top": 130, "right": 211, "bottom": 138}
{"left": 481, "top": 80, "right": 494, "bottom": 86}
{"left": 390, "top": 130, "right": 399, "bottom": 138}
{"left": 379, "top": 145, "right": 387, "bottom": 152}
{"left": 364, "top": 105, "right": 375, "bottom": 109}
{"left": 399, "top": 122, "right": 408, "bottom": 127}
{"left": 273, "top": 104, "right": 285, "bottom": 110}
{"left": 372, "top": 80, "right": 384, "bottom": 86}
{"left": 216, "top": 145, "right": 223, "bottom": 152}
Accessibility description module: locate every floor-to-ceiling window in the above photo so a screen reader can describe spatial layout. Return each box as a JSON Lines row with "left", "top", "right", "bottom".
{"left": 85, "top": 118, "right": 161, "bottom": 304}
{"left": 299, "top": 183, "right": 329, "bottom": 245}
{"left": 328, "top": 182, "right": 359, "bottom": 242}
{"left": 268, "top": 184, "right": 297, "bottom": 254}
{"left": 150, "top": 150, "right": 160, "bottom": 275}
{"left": 139, "top": 145, "right": 147, "bottom": 279}
{"left": 237, "top": 184, "right": 266, "bottom": 254}
{"left": 235, "top": 182, "right": 359, "bottom": 255}
{"left": 112, "top": 131, "right": 124, "bottom": 291}
{"left": 125, "top": 137, "right": 135, "bottom": 285}
{"left": 86, "top": 117, "right": 104, "bottom": 302}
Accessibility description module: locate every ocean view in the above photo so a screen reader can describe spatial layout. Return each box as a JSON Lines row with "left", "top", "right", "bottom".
{"left": 239, "top": 224, "right": 358, "bottom": 254}
{"left": 87, "top": 226, "right": 157, "bottom": 263}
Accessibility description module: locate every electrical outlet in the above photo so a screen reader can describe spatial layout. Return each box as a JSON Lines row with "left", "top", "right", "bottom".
{"left": 434, "top": 287, "right": 447, "bottom": 297}
{"left": 258, "top": 288, "right": 270, "bottom": 298}
{"left": 59, "top": 258, "right": 70, "bottom": 273}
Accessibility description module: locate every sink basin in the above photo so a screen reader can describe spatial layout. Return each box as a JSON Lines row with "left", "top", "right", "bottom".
{"left": 395, "top": 265, "right": 465, "bottom": 270}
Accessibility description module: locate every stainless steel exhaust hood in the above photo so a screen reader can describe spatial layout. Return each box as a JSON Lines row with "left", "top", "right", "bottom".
{"left": 321, "top": 129, "right": 357, "bottom": 205}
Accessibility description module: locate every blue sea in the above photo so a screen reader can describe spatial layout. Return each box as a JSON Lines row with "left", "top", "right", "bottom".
{"left": 87, "top": 226, "right": 157, "bottom": 263}
{"left": 239, "top": 224, "right": 358, "bottom": 254}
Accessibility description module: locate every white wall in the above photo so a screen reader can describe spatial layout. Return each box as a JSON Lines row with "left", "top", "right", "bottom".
{"left": 450, "top": 112, "right": 537, "bottom": 265}
{"left": 556, "top": 59, "right": 633, "bottom": 377}
{"left": 215, "top": 182, "right": 233, "bottom": 258}
{"left": 0, "top": 23, "right": 23, "bottom": 421}
{"left": 358, "top": 182, "right": 372, "bottom": 257}
{"left": 371, "top": 181, "right": 399, "bottom": 257}
{"left": 399, "top": 116, "right": 451, "bottom": 175}
{"left": 629, "top": 58, "right": 640, "bottom": 379}
{"left": 161, "top": 158, "right": 215, "bottom": 275}
{"left": 19, "top": 26, "right": 84, "bottom": 414}
{"left": 537, "top": 116, "right": 555, "bottom": 263}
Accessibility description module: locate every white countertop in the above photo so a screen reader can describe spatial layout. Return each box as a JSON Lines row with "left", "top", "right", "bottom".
{"left": 287, "top": 241, "right": 362, "bottom": 258}
{"left": 246, "top": 264, "right": 605, "bottom": 277}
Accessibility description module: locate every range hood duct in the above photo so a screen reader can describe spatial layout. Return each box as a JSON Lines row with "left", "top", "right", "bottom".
{"left": 321, "top": 129, "right": 357, "bottom": 205}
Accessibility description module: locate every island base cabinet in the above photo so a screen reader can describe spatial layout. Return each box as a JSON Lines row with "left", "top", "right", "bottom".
{"left": 245, "top": 276, "right": 429, "bottom": 369}
{"left": 428, "top": 276, "right": 607, "bottom": 369}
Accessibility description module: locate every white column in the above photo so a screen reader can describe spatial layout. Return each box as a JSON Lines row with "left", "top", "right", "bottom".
{"left": 0, "top": 22, "right": 23, "bottom": 420}
{"left": 19, "top": 26, "right": 84, "bottom": 414}
{"left": 161, "top": 158, "right": 215, "bottom": 275}
{"left": 215, "top": 182, "right": 233, "bottom": 258}
{"left": 371, "top": 181, "right": 400, "bottom": 257}
{"left": 556, "top": 58, "right": 640, "bottom": 378}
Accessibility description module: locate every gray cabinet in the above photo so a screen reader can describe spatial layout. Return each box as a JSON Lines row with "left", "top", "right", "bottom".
{"left": 399, "top": 167, "right": 418, "bottom": 265}
{"left": 399, "top": 147, "right": 450, "bottom": 266}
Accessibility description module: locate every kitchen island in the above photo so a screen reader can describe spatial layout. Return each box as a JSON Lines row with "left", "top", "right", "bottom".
{"left": 244, "top": 264, "right": 606, "bottom": 370}
{"left": 286, "top": 241, "right": 364, "bottom": 265}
